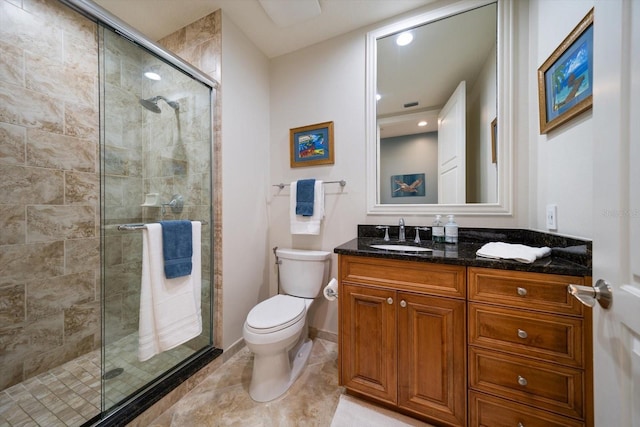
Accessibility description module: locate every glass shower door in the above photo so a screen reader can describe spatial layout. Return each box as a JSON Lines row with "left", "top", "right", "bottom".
{"left": 99, "top": 25, "right": 213, "bottom": 413}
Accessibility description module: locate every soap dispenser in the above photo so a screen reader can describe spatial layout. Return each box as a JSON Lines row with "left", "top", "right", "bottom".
{"left": 445, "top": 215, "right": 458, "bottom": 244}
{"left": 432, "top": 215, "right": 445, "bottom": 243}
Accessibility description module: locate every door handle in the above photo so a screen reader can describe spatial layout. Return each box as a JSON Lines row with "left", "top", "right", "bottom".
{"left": 567, "top": 279, "right": 612, "bottom": 309}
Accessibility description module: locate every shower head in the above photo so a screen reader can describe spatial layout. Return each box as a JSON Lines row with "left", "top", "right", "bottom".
{"left": 139, "top": 96, "right": 180, "bottom": 113}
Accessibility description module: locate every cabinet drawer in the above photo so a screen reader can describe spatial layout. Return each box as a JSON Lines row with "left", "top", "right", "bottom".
{"left": 469, "top": 391, "right": 584, "bottom": 427}
{"left": 340, "top": 255, "right": 465, "bottom": 298}
{"left": 469, "top": 303, "right": 584, "bottom": 367}
{"left": 469, "top": 347, "right": 585, "bottom": 420}
{"left": 468, "top": 267, "right": 585, "bottom": 316}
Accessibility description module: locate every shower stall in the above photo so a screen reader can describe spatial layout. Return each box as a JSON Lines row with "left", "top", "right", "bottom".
{"left": 0, "top": 0, "right": 220, "bottom": 425}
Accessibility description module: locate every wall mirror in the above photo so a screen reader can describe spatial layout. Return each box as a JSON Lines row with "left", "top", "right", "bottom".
{"left": 366, "top": 0, "right": 514, "bottom": 216}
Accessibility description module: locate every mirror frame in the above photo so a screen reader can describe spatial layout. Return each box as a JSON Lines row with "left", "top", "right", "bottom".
{"left": 366, "top": 0, "right": 514, "bottom": 216}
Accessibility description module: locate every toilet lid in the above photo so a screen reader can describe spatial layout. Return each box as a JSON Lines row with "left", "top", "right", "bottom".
{"left": 246, "top": 295, "right": 306, "bottom": 333}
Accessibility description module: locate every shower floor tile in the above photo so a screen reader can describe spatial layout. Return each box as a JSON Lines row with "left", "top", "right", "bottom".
{"left": 0, "top": 333, "right": 194, "bottom": 427}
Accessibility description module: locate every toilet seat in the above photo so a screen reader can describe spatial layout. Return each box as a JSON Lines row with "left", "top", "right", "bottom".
{"left": 246, "top": 295, "right": 305, "bottom": 334}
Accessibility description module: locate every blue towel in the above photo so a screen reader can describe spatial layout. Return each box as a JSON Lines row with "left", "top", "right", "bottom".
{"left": 160, "top": 220, "right": 193, "bottom": 279}
{"left": 295, "top": 179, "right": 316, "bottom": 216}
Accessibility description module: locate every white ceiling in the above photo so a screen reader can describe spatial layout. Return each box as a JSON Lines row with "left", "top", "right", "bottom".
{"left": 93, "top": 0, "right": 437, "bottom": 58}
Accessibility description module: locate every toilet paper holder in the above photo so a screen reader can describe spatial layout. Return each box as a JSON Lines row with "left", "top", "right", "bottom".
{"left": 324, "top": 287, "right": 338, "bottom": 299}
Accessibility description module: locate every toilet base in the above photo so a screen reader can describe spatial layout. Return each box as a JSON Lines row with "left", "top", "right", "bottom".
{"left": 248, "top": 337, "right": 313, "bottom": 402}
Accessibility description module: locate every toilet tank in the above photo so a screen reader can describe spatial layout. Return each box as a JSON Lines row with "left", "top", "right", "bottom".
{"left": 276, "top": 248, "right": 331, "bottom": 298}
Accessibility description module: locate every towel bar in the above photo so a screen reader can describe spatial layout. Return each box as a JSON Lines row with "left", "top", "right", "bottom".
{"left": 116, "top": 220, "right": 208, "bottom": 231}
{"left": 273, "top": 180, "right": 346, "bottom": 190}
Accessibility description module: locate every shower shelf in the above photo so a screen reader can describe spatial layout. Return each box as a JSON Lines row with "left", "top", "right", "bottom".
{"left": 116, "top": 220, "right": 209, "bottom": 231}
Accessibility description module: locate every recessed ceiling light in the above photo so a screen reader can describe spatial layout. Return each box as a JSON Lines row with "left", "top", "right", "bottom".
{"left": 396, "top": 31, "right": 413, "bottom": 46}
{"left": 418, "top": 121, "right": 427, "bottom": 127}
{"left": 144, "top": 71, "right": 161, "bottom": 81}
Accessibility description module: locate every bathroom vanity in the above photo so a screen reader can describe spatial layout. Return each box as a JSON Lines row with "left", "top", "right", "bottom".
{"left": 335, "top": 226, "right": 593, "bottom": 427}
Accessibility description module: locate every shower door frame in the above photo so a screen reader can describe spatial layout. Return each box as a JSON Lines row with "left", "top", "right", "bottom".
{"left": 58, "top": 1, "right": 222, "bottom": 425}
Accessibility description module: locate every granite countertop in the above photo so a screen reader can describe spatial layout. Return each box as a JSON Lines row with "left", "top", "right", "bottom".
{"left": 333, "top": 226, "right": 592, "bottom": 277}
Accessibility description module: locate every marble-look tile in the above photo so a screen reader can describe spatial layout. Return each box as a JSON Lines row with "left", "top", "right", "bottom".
{"left": 0, "top": 283, "right": 26, "bottom": 325}
{"left": 0, "top": 0, "right": 63, "bottom": 60}
{"left": 22, "top": 0, "right": 96, "bottom": 48}
{"left": 104, "top": 144, "right": 142, "bottom": 177}
{"left": 26, "top": 271, "right": 95, "bottom": 321}
{"left": 63, "top": 301, "right": 99, "bottom": 338}
{"left": 0, "top": 81, "right": 64, "bottom": 133}
{"left": 0, "top": 121, "right": 26, "bottom": 165}
{"left": 0, "top": 241, "right": 64, "bottom": 287}
{"left": 0, "top": 204, "right": 25, "bottom": 245}
{"left": 65, "top": 171, "right": 99, "bottom": 205}
{"left": 63, "top": 30, "right": 98, "bottom": 76}
{"left": 64, "top": 237, "right": 99, "bottom": 275}
{"left": 0, "top": 164, "right": 64, "bottom": 205}
{"left": 26, "top": 128, "right": 95, "bottom": 172}
{"left": 26, "top": 205, "right": 95, "bottom": 243}
{"left": 25, "top": 51, "right": 96, "bottom": 108}
{"left": 64, "top": 101, "right": 98, "bottom": 141}
{"left": 147, "top": 340, "right": 342, "bottom": 427}
{"left": 23, "top": 334, "right": 94, "bottom": 379}
{"left": 0, "top": 39, "right": 24, "bottom": 86}
{"left": 24, "top": 314, "right": 64, "bottom": 352}
{"left": 184, "top": 13, "right": 219, "bottom": 49}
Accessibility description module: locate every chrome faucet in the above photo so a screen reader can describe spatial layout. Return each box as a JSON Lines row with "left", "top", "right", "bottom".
{"left": 398, "top": 218, "right": 405, "bottom": 242}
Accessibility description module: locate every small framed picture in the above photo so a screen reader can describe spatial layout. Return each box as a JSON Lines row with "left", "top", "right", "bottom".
{"left": 537, "top": 8, "right": 594, "bottom": 134}
{"left": 289, "top": 121, "right": 334, "bottom": 168}
{"left": 391, "top": 173, "right": 425, "bottom": 197}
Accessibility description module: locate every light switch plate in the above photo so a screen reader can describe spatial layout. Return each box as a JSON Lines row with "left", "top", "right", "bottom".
{"left": 546, "top": 204, "right": 557, "bottom": 230}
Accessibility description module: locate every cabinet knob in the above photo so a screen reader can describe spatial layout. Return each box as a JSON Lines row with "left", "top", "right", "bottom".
{"left": 400, "top": 300, "right": 407, "bottom": 308}
{"left": 517, "top": 423, "right": 524, "bottom": 427}
{"left": 387, "top": 297, "right": 393, "bottom": 305}
{"left": 517, "top": 375, "right": 528, "bottom": 386}
{"left": 516, "top": 287, "right": 527, "bottom": 296}
{"left": 517, "top": 329, "right": 528, "bottom": 339}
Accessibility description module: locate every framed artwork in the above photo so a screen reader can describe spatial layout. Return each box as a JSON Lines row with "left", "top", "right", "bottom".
{"left": 490, "top": 117, "right": 497, "bottom": 164}
{"left": 537, "top": 8, "right": 594, "bottom": 134}
{"left": 290, "top": 121, "right": 334, "bottom": 167}
{"left": 391, "top": 173, "right": 425, "bottom": 197}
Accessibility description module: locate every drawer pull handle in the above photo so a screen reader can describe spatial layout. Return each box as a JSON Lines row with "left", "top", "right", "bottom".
{"left": 517, "top": 375, "right": 528, "bottom": 386}
{"left": 516, "top": 287, "right": 527, "bottom": 296}
{"left": 517, "top": 329, "right": 528, "bottom": 339}
{"left": 400, "top": 300, "right": 407, "bottom": 308}
{"left": 517, "top": 423, "right": 524, "bottom": 427}
{"left": 387, "top": 297, "right": 393, "bottom": 305}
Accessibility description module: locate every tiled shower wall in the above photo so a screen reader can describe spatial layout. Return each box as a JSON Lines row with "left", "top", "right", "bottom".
{"left": 0, "top": 0, "right": 100, "bottom": 390}
{"left": 158, "top": 10, "right": 222, "bottom": 347}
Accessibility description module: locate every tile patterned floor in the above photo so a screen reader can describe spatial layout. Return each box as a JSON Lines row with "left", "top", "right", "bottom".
{"left": 0, "top": 333, "right": 194, "bottom": 427}
{"left": 148, "top": 338, "right": 344, "bottom": 427}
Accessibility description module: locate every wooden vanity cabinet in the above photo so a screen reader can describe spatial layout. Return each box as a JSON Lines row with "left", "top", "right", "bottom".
{"left": 467, "top": 267, "right": 593, "bottom": 427}
{"left": 338, "top": 255, "right": 467, "bottom": 427}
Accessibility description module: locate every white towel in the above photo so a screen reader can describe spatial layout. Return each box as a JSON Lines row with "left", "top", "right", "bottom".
{"left": 476, "top": 242, "right": 551, "bottom": 264}
{"left": 290, "top": 180, "right": 324, "bottom": 235}
{"left": 138, "top": 221, "right": 202, "bottom": 361}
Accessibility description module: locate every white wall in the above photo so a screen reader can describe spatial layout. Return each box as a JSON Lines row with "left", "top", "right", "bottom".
{"left": 268, "top": 30, "right": 368, "bottom": 334}
{"left": 221, "top": 13, "right": 271, "bottom": 349}
{"left": 218, "top": 0, "right": 596, "bottom": 341}
{"left": 527, "top": 0, "right": 594, "bottom": 238}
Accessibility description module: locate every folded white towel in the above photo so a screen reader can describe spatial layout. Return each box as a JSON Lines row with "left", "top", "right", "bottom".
{"left": 138, "top": 222, "right": 202, "bottom": 361}
{"left": 476, "top": 242, "right": 551, "bottom": 264}
{"left": 290, "top": 180, "right": 324, "bottom": 235}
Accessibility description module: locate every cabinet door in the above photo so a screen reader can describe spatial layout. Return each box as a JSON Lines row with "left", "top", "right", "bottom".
{"left": 398, "top": 293, "right": 466, "bottom": 427}
{"left": 340, "top": 282, "right": 397, "bottom": 404}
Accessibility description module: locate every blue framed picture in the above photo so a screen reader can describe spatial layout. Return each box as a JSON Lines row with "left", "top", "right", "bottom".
{"left": 391, "top": 173, "right": 425, "bottom": 197}
{"left": 538, "top": 8, "right": 593, "bottom": 134}
{"left": 290, "top": 121, "right": 334, "bottom": 167}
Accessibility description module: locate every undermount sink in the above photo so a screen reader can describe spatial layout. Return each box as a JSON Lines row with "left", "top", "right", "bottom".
{"left": 370, "top": 244, "right": 432, "bottom": 253}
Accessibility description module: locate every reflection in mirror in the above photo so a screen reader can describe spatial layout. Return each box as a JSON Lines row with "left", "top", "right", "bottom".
{"left": 366, "top": 0, "right": 514, "bottom": 215}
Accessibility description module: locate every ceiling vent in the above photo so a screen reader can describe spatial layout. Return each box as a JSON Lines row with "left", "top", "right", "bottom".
{"left": 403, "top": 101, "right": 419, "bottom": 108}
{"left": 258, "top": 0, "right": 321, "bottom": 28}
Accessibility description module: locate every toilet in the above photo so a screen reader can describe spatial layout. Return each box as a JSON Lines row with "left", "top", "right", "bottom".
{"left": 242, "top": 248, "right": 331, "bottom": 402}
